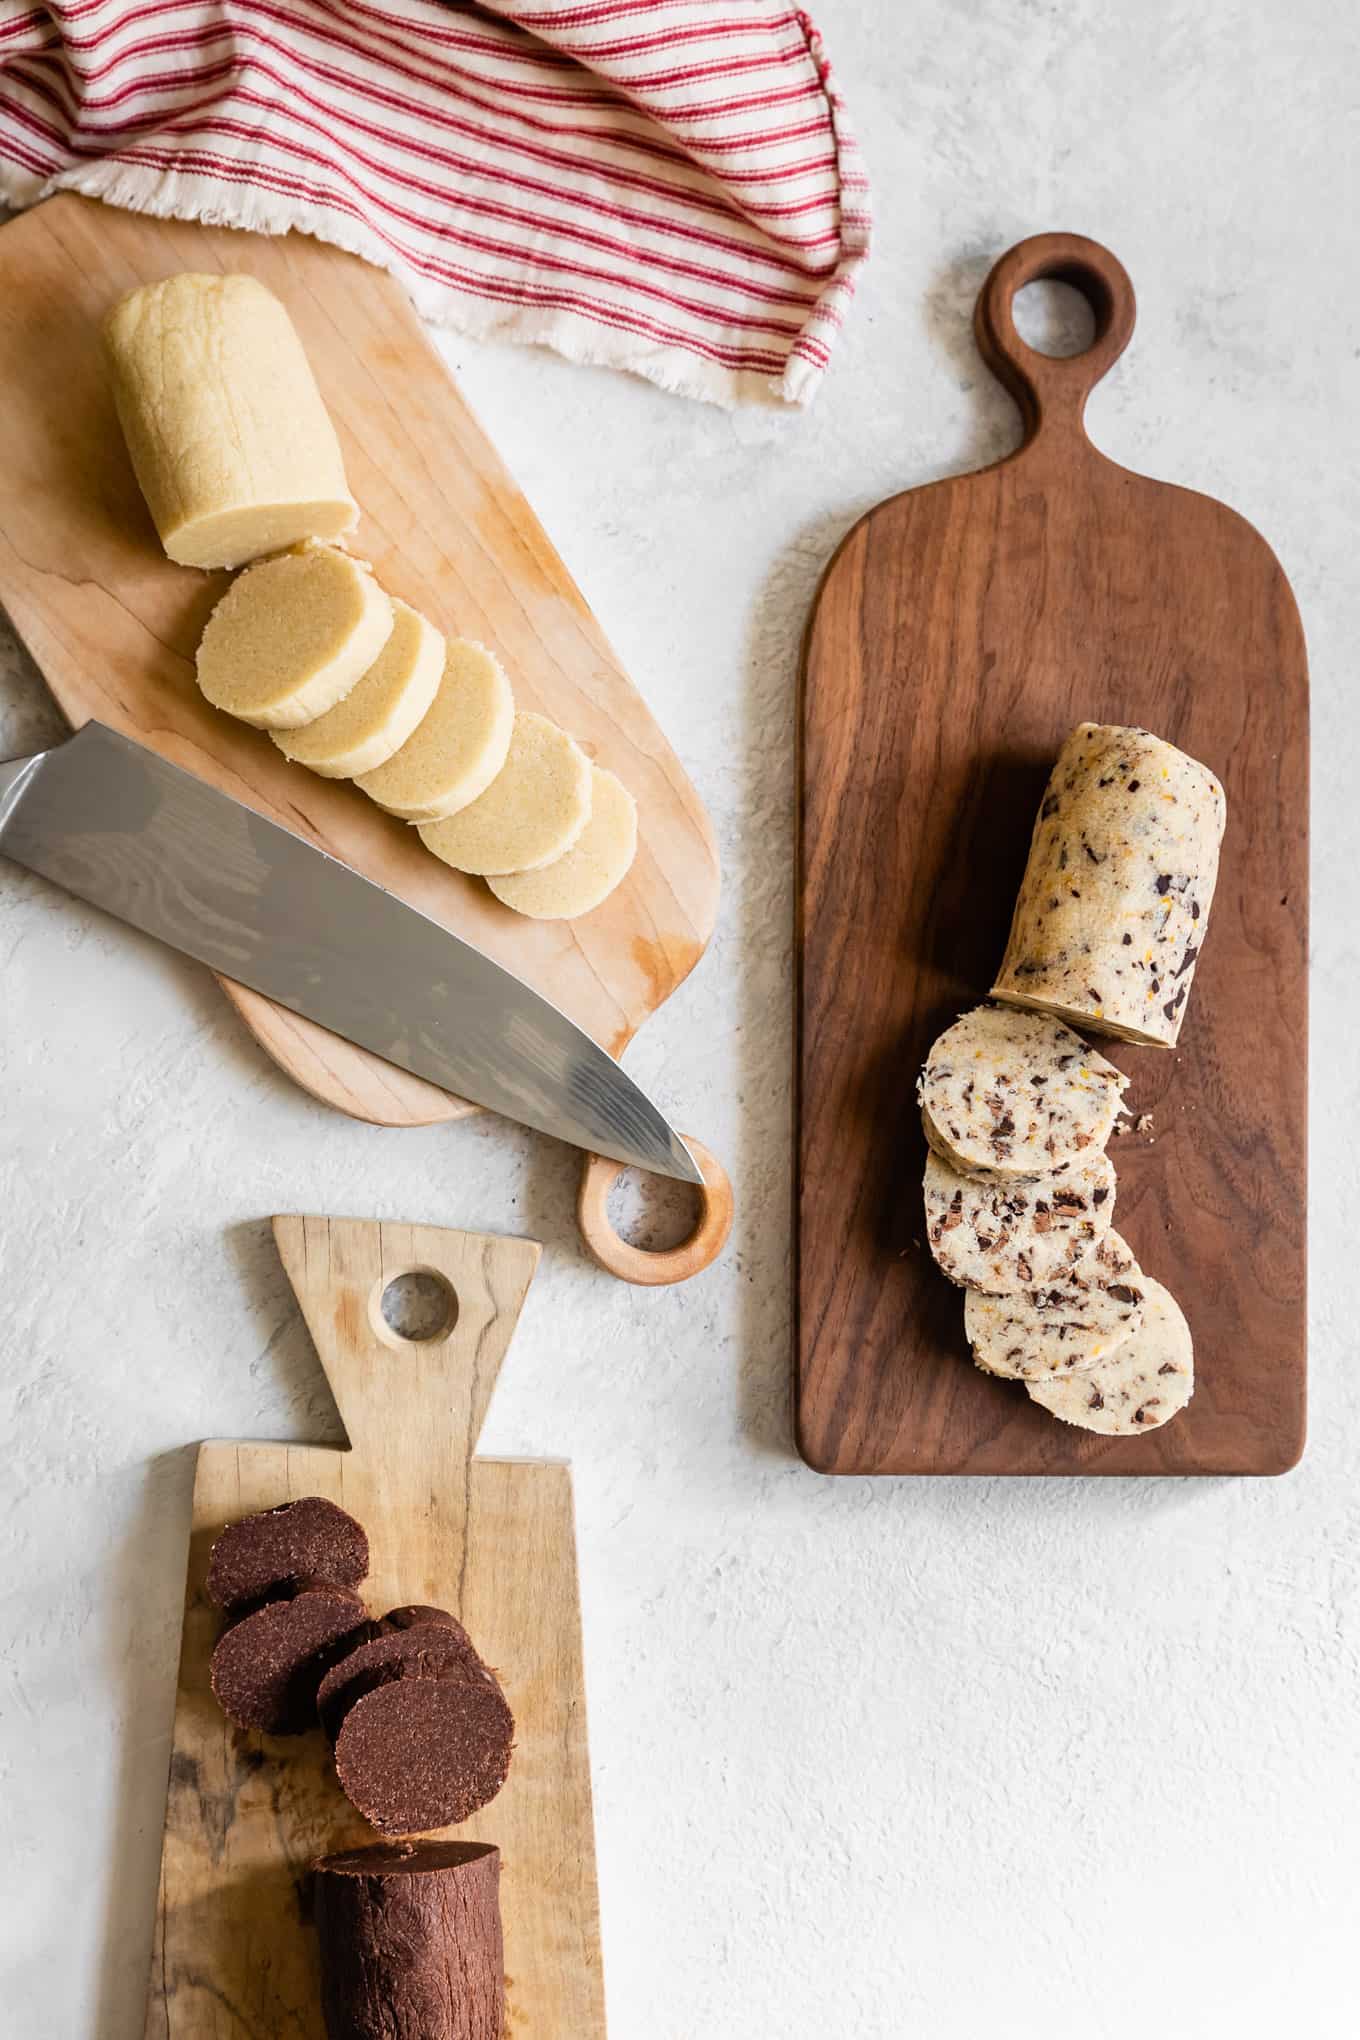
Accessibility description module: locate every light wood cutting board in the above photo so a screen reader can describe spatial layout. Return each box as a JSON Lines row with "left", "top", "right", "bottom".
{"left": 796, "top": 233, "right": 1308, "bottom": 1477}
{"left": 144, "top": 1216, "right": 606, "bottom": 2038}
{"left": 0, "top": 194, "right": 718, "bottom": 1128}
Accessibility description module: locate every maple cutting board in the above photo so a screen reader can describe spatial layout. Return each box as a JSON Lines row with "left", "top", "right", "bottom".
{"left": 796, "top": 233, "right": 1308, "bottom": 1477}
{"left": 144, "top": 1216, "right": 605, "bottom": 2038}
{"left": 0, "top": 194, "right": 718, "bottom": 1128}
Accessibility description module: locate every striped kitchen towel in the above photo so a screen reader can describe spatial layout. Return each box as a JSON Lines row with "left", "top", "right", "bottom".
{"left": 0, "top": 1, "right": 871, "bottom": 405}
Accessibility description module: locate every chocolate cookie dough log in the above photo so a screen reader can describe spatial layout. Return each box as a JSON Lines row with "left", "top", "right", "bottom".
{"left": 207, "top": 1496, "right": 369, "bottom": 1611}
{"left": 335, "top": 1675, "right": 515, "bottom": 1834}
{"left": 992, "top": 723, "right": 1226, "bottom": 1047}
{"left": 314, "top": 1841, "right": 504, "bottom": 2040}
{"left": 919, "top": 1005, "right": 1127, "bottom": 1177}
{"left": 316, "top": 1619, "right": 500, "bottom": 1744}
{"left": 210, "top": 1583, "right": 371, "bottom": 1735}
{"left": 103, "top": 273, "right": 358, "bottom": 568}
{"left": 964, "top": 1231, "right": 1146, "bottom": 1379}
{"left": 1027, "top": 1277, "right": 1194, "bottom": 1434}
{"left": 923, "top": 1147, "right": 1115, "bottom": 1291}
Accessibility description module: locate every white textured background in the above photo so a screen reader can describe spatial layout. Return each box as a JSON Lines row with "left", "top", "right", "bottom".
{"left": 3, "top": 3, "right": 1357, "bottom": 2034}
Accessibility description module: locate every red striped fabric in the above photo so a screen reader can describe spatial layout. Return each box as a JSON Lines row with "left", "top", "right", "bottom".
{"left": 0, "top": 0, "right": 870, "bottom": 403}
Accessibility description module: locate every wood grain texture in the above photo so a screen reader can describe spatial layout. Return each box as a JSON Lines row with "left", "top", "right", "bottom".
{"left": 796, "top": 233, "right": 1308, "bottom": 1478}
{"left": 144, "top": 1217, "right": 607, "bottom": 2039}
{"left": 0, "top": 194, "right": 718, "bottom": 1129}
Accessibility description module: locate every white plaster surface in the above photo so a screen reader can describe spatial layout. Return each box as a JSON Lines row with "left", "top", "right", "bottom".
{"left": 2, "top": 4, "right": 1358, "bottom": 2034}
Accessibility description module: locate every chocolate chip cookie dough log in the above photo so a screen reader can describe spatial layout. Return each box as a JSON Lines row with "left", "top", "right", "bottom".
{"left": 992, "top": 724, "right": 1226, "bottom": 1047}
{"left": 103, "top": 273, "right": 358, "bottom": 568}
{"left": 314, "top": 1841, "right": 504, "bottom": 2040}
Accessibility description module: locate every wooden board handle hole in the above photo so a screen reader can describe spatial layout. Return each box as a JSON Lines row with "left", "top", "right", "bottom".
{"left": 577, "top": 1136, "right": 733, "bottom": 1286}
{"left": 372, "top": 1268, "right": 459, "bottom": 1347}
{"left": 974, "top": 231, "right": 1137, "bottom": 437}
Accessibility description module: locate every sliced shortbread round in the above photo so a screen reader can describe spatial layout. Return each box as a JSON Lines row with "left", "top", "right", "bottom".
{"left": 196, "top": 544, "right": 393, "bottom": 731}
{"left": 418, "top": 711, "right": 592, "bottom": 877}
{"left": 487, "top": 765, "right": 637, "bottom": 920}
{"left": 923, "top": 1146, "right": 1115, "bottom": 1292}
{"left": 1027, "top": 1278, "right": 1193, "bottom": 1434}
{"left": 273, "top": 599, "right": 444, "bottom": 778}
{"left": 919, "top": 1004, "right": 1126, "bottom": 1177}
{"left": 356, "top": 639, "right": 513, "bottom": 822}
{"left": 965, "top": 1230, "right": 1145, "bottom": 1378}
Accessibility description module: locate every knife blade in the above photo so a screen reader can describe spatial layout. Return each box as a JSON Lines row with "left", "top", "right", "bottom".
{"left": 0, "top": 722, "right": 702, "bottom": 1185}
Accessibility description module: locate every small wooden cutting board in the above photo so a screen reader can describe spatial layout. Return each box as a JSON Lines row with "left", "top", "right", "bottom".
{"left": 796, "top": 234, "right": 1308, "bottom": 1478}
{"left": 144, "top": 1217, "right": 606, "bottom": 2038}
{"left": 0, "top": 194, "right": 718, "bottom": 1128}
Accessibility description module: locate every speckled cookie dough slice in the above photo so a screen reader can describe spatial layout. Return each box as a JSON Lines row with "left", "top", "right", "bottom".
{"left": 417, "top": 710, "right": 592, "bottom": 877}
{"left": 992, "top": 722, "right": 1226, "bottom": 1048}
{"left": 274, "top": 599, "right": 444, "bottom": 778}
{"left": 487, "top": 765, "right": 637, "bottom": 919}
{"left": 964, "top": 1230, "right": 1145, "bottom": 1378}
{"left": 918, "top": 1004, "right": 1127, "bottom": 1177}
{"left": 923, "top": 1146, "right": 1115, "bottom": 1291}
{"left": 196, "top": 544, "right": 394, "bottom": 730}
{"left": 356, "top": 639, "right": 513, "bottom": 822}
{"left": 1026, "top": 1277, "right": 1193, "bottom": 1433}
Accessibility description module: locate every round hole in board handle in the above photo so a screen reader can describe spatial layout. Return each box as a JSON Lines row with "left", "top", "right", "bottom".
{"left": 373, "top": 1268, "right": 459, "bottom": 1346}
{"left": 577, "top": 1135, "right": 734, "bottom": 1287}
{"left": 1011, "top": 279, "right": 1098, "bottom": 359}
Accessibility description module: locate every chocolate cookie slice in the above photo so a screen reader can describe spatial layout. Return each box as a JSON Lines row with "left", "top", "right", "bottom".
{"left": 381, "top": 1604, "right": 463, "bottom": 1633}
{"left": 210, "top": 1583, "right": 371, "bottom": 1735}
{"left": 314, "top": 1840, "right": 503, "bottom": 2040}
{"left": 335, "top": 1676, "right": 515, "bottom": 1835}
{"left": 316, "top": 1619, "right": 498, "bottom": 1745}
{"left": 207, "top": 1497, "right": 369, "bottom": 1611}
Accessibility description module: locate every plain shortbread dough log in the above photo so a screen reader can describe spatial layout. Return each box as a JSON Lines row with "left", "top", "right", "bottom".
{"left": 1027, "top": 1276, "right": 1194, "bottom": 1433}
{"left": 274, "top": 598, "right": 444, "bottom": 776}
{"left": 964, "top": 1230, "right": 1145, "bottom": 1378}
{"left": 103, "top": 272, "right": 358, "bottom": 569}
{"left": 417, "top": 709, "right": 592, "bottom": 876}
{"left": 919, "top": 1004, "right": 1127, "bottom": 1177}
{"left": 356, "top": 639, "right": 513, "bottom": 821}
{"left": 196, "top": 545, "right": 393, "bottom": 730}
{"left": 923, "top": 1146, "right": 1115, "bottom": 1292}
{"left": 314, "top": 1841, "right": 504, "bottom": 2040}
{"left": 992, "top": 722, "right": 1226, "bottom": 1047}
{"left": 487, "top": 763, "right": 637, "bottom": 918}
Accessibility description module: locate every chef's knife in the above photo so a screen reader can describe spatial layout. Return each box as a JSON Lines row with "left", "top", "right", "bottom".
{"left": 0, "top": 722, "right": 702, "bottom": 1185}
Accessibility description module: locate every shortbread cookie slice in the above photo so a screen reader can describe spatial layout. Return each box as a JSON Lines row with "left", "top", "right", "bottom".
{"left": 923, "top": 1147, "right": 1115, "bottom": 1291}
{"left": 197, "top": 544, "right": 393, "bottom": 730}
{"left": 357, "top": 639, "right": 513, "bottom": 822}
{"left": 488, "top": 765, "right": 636, "bottom": 919}
{"left": 919, "top": 1003, "right": 1126, "bottom": 1177}
{"left": 418, "top": 711, "right": 591, "bottom": 877}
{"left": 1027, "top": 1278, "right": 1193, "bottom": 1433}
{"left": 965, "top": 1231, "right": 1145, "bottom": 1378}
{"left": 275, "top": 599, "right": 444, "bottom": 777}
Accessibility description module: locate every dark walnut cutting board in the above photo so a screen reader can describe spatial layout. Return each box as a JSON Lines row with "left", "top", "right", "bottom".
{"left": 796, "top": 233, "right": 1307, "bottom": 1477}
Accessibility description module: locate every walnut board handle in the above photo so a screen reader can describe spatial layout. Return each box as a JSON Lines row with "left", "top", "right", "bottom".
{"left": 973, "top": 231, "right": 1137, "bottom": 447}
